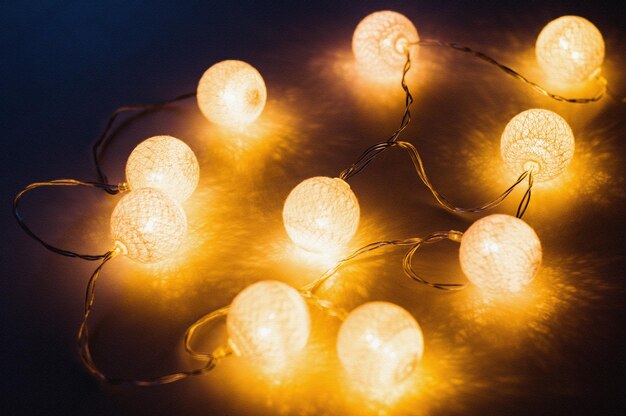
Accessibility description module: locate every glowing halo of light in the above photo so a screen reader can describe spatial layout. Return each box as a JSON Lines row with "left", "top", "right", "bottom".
{"left": 226, "top": 280, "right": 311, "bottom": 369}
{"left": 110, "top": 188, "right": 187, "bottom": 263}
{"left": 501, "top": 109, "right": 575, "bottom": 182}
{"left": 459, "top": 214, "right": 542, "bottom": 295}
{"left": 125, "top": 135, "right": 200, "bottom": 203}
{"left": 282, "top": 176, "right": 360, "bottom": 253}
{"left": 352, "top": 10, "right": 419, "bottom": 81}
{"left": 536, "top": 15, "right": 605, "bottom": 84}
{"left": 197, "top": 60, "right": 267, "bottom": 127}
{"left": 337, "top": 301, "right": 424, "bottom": 390}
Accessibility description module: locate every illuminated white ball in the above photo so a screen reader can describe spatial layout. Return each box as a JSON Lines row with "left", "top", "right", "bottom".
{"left": 227, "top": 280, "right": 310, "bottom": 369}
{"left": 337, "top": 302, "right": 424, "bottom": 389}
{"left": 536, "top": 16, "right": 605, "bottom": 83}
{"left": 110, "top": 188, "right": 187, "bottom": 263}
{"left": 459, "top": 214, "right": 542, "bottom": 295}
{"left": 352, "top": 10, "right": 419, "bottom": 80}
{"left": 126, "top": 135, "right": 199, "bottom": 202}
{"left": 282, "top": 177, "right": 360, "bottom": 253}
{"left": 501, "top": 109, "right": 575, "bottom": 182}
{"left": 197, "top": 60, "right": 267, "bottom": 126}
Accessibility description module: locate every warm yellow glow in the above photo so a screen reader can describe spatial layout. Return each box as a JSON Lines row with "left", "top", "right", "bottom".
{"left": 110, "top": 188, "right": 187, "bottom": 263}
{"left": 125, "top": 135, "right": 199, "bottom": 202}
{"left": 536, "top": 16, "right": 604, "bottom": 83}
{"left": 501, "top": 109, "right": 575, "bottom": 182}
{"left": 459, "top": 214, "right": 542, "bottom": 295}
{"left": 197, "top": 60, "right": 267, "bottom": 127}
{"left": 227, "top": 280, "right": 310, "bottom": 369}
{"left": 352, "top": 10, "right": 419, "bottom": 81}
{"left": 337, "top": 302, "right": 424, "bottom": 391}
{"left": 282, "top": 177, "right": 360, "bottom": 253}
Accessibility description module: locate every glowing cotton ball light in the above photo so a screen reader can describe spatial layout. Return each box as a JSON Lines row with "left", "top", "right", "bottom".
{"left": 110, "top": 188, "right": 187, "bottom": 263}
{"left": 282, "top": 177, "right": 360, "bottom": 253}
{"left": 197, "top": 60, "right": 267, "bottom": 127}
{"left": 227, "top": 280, "right": 310, "bottom": 369}
{"left": 501, "top": 109, "right": 575, "bottom": 182}
{"left": 352, "top": 10, "right": 419, "bottom": 80}
{"left": 126, "top": 135, "right": 199, "bottom": 203}
{"left": 459, "top": 214, "right": 542, "bottom": 295}
{"left": 337, "top": 302, "right": 424, "bottom": 390}
{"left": 536, "top": 16, "right": 604, "bottom": 83}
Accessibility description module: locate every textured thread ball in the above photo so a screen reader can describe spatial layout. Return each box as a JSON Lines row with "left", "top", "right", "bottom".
{"left": 110, "top": 188, "right": 187, "bottom": 263}
{"left": 352, "top": 10, "right": 419, "bottom": 80}
{"left": 337, "top": 302, "right": 424, "bottom": 390}
{"left": 126, "top": 135, "right": 199, "bottom": 203}
{"left": 536, "top": 16, "right": 604, "bottom": 83}
{"left": 197, "top": 60, "right": 267, "bottom": 126}
{"left": 459, "top": 214, "right": 542, "bottom": 295}
{"left": 227, "top": 280, "right": 310, "bottom": 369}
{"left": 501, "top": 109, "right": 575, "bottom": 182}
{"left": 282, "top": 177, "right": 360, "bottom": 253}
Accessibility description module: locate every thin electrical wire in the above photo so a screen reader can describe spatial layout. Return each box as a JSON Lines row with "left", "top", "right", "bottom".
{"left": 184, "top": 306, "right": 232, "bottom": 362}
{"left": 516, "top": 170, "right": 534, "bottom": 218}
{"left": 395, "top": 140, "right": 533, "bottom": 214}
{"left": 92, "top": 91, "right": 196, "bottom": 192}
{"left": 402, "top": 231, "right": 466, "bottom": 291}
{"left": 13, "top": 179, "right": 120, "bottom": 260}
{"left": 339, "top": 49, "right": 414, "bottom": 181}
{"left": 301, "top": 230, "right": 466, "bottom": 295}
{"left": 414, "top": 39, "right": 611, "bottom": 104}
{"left": 77, "top": 249, "right": 225, "bottom": 386}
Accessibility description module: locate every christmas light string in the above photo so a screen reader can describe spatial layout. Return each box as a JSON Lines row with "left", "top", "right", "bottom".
{"left": 12, "top": 9, "right": 623, "bottom": 393}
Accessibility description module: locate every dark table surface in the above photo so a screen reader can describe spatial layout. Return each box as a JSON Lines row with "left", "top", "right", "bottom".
{"left": 2, "top": 1, "right": 625, "bottom": 415}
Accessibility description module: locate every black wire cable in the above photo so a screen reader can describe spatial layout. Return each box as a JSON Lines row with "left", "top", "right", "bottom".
{"left": 77, "top": 250, "right": 224, "bottom": 386}
{"left": 92, "top": 91, "right": 196, "bottom": 192}
{"left": 13, "top": 179, "right": 120, "bottom": 260}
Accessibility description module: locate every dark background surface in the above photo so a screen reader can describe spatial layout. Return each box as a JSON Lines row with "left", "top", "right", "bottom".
{"left": 2, "top": 1, "right": 625, "bottom": 415}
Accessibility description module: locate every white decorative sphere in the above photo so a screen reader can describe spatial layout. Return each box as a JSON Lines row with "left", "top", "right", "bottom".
{"left": 227, "top": 280, "right": 310, "bottom": 369}
{"left": 110, "top": 188, "right": 187, "bottom": 263}
{"left": 126, "top": 135, "right": 199, "bottom": 202}
{"left": 501, "top": 109, "right": 575, "bottom": 182}
{"left": 282, "top": 177, "right": 360, "bottom": 253}
{"left": 352, "top": 10, "right": 419, "bottom": 80}
{"left": 337, "top": 302, "right": 424, "bottom": 389}
{"left": 459, "top": 214, "right": 542, "bottom": 295}
{"left": 197, "top": 60, "right": 267, "bottom": 126}
{"left": 536, "top": 16, "right": 605, "bottom": 83}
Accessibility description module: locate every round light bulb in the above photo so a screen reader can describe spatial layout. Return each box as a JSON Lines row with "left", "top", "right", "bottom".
{"left": 126, "top": 135, "right": 200, "bottom": 203}
{"left": 227, "top": 280, "right": 310, "bottom": 369}
{"left": 197, "top": 60, "right": 267, "bottom": 127}
{"left": 536, "top": 16, "right": 604, "bottom": 83}
{"left": 110, "top": 188, "right": 187, "bottom": 263}
{"left": 282, "top": 177, "right": 360, "bottom": 253}
{"left": 337, "top": 302, "right": 424, "bottom": 390}
{"left": 459, "top": 214, "right": 542, "bottom": 295}
{"left": 352, "top": 10, "right": 419, "bottom": 80}
{"left": 501, "top": 109, "right": 575, "bottom": 182}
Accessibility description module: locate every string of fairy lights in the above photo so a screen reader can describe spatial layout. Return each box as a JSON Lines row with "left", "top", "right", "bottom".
{"left": 13, "top": 10, "right": 624, "bottom": 395}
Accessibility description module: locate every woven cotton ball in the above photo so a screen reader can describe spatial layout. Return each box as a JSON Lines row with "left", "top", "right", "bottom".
{"left": 459, "top": 214, "right": 542, "bottom": 295}
{"left": 197, "top": 60, "right": 267, "bottom": 126}
{"left": 227, "top": 280, "right": 310, "bottom": 369}
{"left": 126, "top": 135, "right": 199, "bottom": 203}
{"left": 352, "top": 10, "right": 419, "bottom": 80}
{"left": 282, "top": 177, "right": 360, "bottom": 253}
{"left": 110, "top": 188, "right": 187, "bottom": 263}
{"left": 501, "top": 109, "right": 574, "bottom": 182}
{"left": 337, "top": 302, "right": 424, "bottom": 390}
{"left": 536, "top": 16, "right": 604, "bottom": 83}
